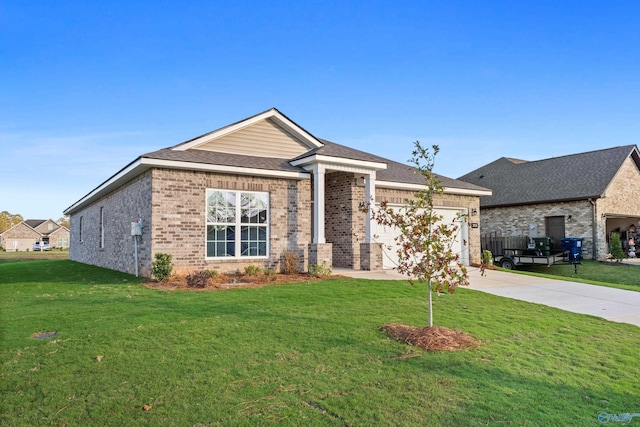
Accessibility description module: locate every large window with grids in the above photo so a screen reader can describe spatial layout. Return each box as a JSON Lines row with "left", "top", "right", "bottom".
{"left": 206, "top": 189, "right": 269, "bottom": 258}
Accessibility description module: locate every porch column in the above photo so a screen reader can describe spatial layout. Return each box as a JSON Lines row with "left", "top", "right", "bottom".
{"left": 364, "top": 172, "right": 376, "bottom": 243}
{"left": 313, "top": 164, "right": 326, "bottom": 244}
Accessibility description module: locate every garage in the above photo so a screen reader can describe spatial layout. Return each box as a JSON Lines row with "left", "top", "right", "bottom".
{"left": 372, "top": 205, "right": 469, "bottom": 269}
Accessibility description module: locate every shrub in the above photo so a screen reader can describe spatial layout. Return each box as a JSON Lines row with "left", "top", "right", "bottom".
{"left": 244, "top": 265, "right": 262, "bottom": 276}
{"left": 482, "top": 250, "right": 494, "bottom": 266}
{"left": 264, "top": 268, "right": 277, "bottom": 281}
{"left": 186, "top": 270, "right": 210, "bottom": 288}
{"left": 205, "top": 269, "right": 218, "bottom": 278}
{"left": 151, "top": 253, "right": 173, "bottom": 282}
{"left": 282, "top": 251, "right": 300, "bottom": 274}
{"left": 308, "top": 261, "right": 332, "bottom": 278}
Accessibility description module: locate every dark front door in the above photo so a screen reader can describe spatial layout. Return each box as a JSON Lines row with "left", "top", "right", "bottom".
{"left": 545, "top": 216, "right": 565, "bottom": 251}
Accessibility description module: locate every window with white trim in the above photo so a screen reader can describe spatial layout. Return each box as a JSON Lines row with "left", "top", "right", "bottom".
{"left": 206, "top": 189, "right": 269, "bottom": 258}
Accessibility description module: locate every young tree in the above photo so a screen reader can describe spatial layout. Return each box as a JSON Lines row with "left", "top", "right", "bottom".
{"left": 609, "top": 232, "right": 626, "bottom": 262}
{"left": 370, "top": 142, "right": 469, "bottom": 327}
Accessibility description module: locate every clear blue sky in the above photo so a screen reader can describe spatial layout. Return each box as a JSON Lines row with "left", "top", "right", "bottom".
{"left": 2, "top": 1, "right": 639, "bottom": 220}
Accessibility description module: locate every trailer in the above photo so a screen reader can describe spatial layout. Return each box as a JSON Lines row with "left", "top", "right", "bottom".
{"left": 494, "top": 248, "right": 566, "bottom": 270}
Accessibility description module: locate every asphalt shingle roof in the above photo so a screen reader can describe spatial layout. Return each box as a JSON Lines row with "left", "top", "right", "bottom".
{"left": 457, "top": 145, "right": 640, "bottom": 207}
{"left": 143, "top": 138, "right": 488, "bottom": 192}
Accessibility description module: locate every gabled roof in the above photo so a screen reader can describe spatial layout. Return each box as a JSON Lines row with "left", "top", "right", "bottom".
{"left": 24, "top": 219, "right": 47, "bottom": 229}
{"left": 458, "top": 145, "right": 640, "bottom": 207}
{"left": 0, "top": 221, "right": 40, "bottom": 237}
{"left": 65, "top": 109, "right": 490, "bottom": 214}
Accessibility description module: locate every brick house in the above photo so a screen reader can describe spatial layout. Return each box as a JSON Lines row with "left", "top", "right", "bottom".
{"left": 0, "top": 219, "right": 70, "bottom": 251}
{"left": 458, "top": 145, "right": 640, "bottom": 259}
{"left": 64, "top": 109, "right": 490, "bottom": 277}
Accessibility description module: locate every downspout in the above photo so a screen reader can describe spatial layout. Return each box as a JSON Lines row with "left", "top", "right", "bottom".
{"left": 589, "top": 198, "right": 597, "bottom": 259}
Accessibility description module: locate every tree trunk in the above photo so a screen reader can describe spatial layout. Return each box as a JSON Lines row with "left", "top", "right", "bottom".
{"left": 427, "top": 278, "right": 433, "bottom": 327}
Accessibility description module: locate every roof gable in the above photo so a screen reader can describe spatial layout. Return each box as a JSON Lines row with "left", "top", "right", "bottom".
{"left": 0, "top": 221, "right": 40, "bottom": 238}
{"left": 458, "top": 145, "right": 640, "bottom": 207}
{"left": 172, "top": 108, "right": 322, "bottom": 157}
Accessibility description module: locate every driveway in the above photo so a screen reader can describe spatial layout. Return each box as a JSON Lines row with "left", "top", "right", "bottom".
{"left": 334, "top": 267, "right": 640, "bottom": 327}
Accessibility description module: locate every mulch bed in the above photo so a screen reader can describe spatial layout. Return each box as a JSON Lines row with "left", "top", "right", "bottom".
{"left": 143, "top": 273, "right": 321, "bottom": 291}
{"left": 382, "top": 324, "right": 480, "bottom": 351}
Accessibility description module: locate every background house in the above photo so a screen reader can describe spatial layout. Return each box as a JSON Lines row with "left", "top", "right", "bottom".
{"left": 458, "top": 145, "right": 640, "bottom": 259}
{"left": 0, "top": 219, "right": 70, "bottom": 251}
{"left": 64, "top": 109, "right": 490, "bottom": 277}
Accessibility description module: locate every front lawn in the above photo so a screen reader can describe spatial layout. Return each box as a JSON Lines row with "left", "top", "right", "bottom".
{"left": 1, "top": 259, "right": 639, "bottom": 426}
{"left": 506, "top": 259, "right": 640, "bottom": 292}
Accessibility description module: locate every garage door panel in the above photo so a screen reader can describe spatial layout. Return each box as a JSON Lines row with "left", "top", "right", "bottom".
{"left": 372, "top": 206, "right": 468, "bottom": 269}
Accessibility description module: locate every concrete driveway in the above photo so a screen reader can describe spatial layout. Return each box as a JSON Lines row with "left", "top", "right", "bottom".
{"left": 334, "top": 267, "right": 640, "bottom": 327}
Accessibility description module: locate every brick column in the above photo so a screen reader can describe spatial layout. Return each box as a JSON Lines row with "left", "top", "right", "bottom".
{"left": 309, "top": 243, "right": 332, "bottom": 267}
{"left": 360, "top": 242, "right": 382, "bottom": 270}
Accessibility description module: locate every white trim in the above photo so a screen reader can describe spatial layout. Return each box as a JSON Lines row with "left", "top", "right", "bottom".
{"left": 204, "top": 189, "right": 270, "bottom": 259}
{"left": 64, "top": 157, "right": 310, "bottom": 215}
{"left": 142, "top": 158, "right": 310, "bottom": 179}
{"left": 376, "top": 180, "right": 492, "bottom": 196}
{"left": 174, "top": 109, "right": 323, "bottom": 151}
{"left": 290, "top": 154, "right": 387, "bottom": 171}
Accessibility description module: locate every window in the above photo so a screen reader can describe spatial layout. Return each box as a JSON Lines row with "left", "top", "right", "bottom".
{"left": 79, "top": 216, "right": 83, "bottom": 242}
{"left": 206, "top": 190, "right": 269, "bottom": 258}
{"left": 99, "top": 207, "right": 104, "bottom": 248}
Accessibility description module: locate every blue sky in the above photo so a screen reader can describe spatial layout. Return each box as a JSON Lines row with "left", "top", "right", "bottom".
{"left": 2, "top": 1, "right": 639, "bottom": 220}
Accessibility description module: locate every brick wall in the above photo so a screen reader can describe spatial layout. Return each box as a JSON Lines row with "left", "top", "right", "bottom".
{"left": 150, "top": 169, "right": 312, "bottom": 275}
{"left": 69, "top": 170, "right": 153, "bottom": 275}
{"left": 324, "top": 172, "right": 365, "bottom": 268}
{"left": 70, "top": 168, "right": 312, "bottom": 277}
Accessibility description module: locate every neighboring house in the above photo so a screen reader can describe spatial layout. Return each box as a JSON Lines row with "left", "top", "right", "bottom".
{"left": 0, "top": 219, "right": 70, "bottom": 251}
{"left": 64, "top": 108, "right": 491, "bottom": 277}
{"left": 458, "top": 145, "right": 640, "bottom": 259}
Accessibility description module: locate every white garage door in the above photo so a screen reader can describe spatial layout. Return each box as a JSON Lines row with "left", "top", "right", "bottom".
{"left": 372, "top": 206, "right": 469, "bottom": 269}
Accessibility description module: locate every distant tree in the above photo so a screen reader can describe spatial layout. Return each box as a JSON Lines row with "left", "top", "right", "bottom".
{"left": 57, "top": 216, "right": 70, "bottom": 228}
{"left": 370, "top": 142, "right": 469, "bottom": 327}
{"left": 609, "top": 232, "right": 626, "bottom": 262}
{"left": 0, "top": 211, "right": 24, "bottom": 233}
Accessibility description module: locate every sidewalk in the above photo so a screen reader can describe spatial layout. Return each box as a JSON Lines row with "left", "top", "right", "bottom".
{"left": 333, "top": 267, "right": 640, "bottom": 327}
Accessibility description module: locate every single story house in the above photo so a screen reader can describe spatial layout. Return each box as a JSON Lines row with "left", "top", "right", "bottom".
{"left": 0, "top": 219, "right": 70, "bottom": 251}
{"left": 458, "top": 145, "right": 640, "bottom": 259}
{"left": 64, "top": 108, "right": 491, "bottom": 277}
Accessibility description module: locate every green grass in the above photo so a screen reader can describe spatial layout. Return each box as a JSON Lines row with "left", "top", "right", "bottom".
{"left": 506, "top": 259, "right": 640, "bottom": 292}
{"left": 2, "top": 259, "right": 640, "bottom": 426}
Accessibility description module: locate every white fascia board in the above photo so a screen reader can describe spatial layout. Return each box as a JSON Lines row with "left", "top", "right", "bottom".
{"left": 64, "top": 157, "right": 310, "bottom": 215}
{"left": 290, "top": 154, "right": 388, "bottom": 171}
{"left": 377, "top": 180, "right": 492, "bottom": 196}
{"left": 64, "top": 158, "right": 148, "bottom": 215}
{"left": 174, "top": 109, "right": 323, "bottom": 151}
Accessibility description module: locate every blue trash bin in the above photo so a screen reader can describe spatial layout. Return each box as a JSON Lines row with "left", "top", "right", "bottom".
{"left": 561, "top": 238, "right": 583, "bottom": 263}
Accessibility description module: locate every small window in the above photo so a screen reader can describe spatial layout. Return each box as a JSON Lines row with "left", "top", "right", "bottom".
{"left": 79, "top": 216, "right": 83, "bottom": 243}
{"left": 99, "top": 207, "right": 104, "bottom": 248}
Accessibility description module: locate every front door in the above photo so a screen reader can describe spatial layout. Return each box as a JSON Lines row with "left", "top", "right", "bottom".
{"left": 545, "top": 216, "right": 565, "bottom": 251}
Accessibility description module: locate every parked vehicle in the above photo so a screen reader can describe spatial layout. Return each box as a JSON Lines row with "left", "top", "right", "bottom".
{"left": 33, "top": 242, "right": 51, "bottom": 251}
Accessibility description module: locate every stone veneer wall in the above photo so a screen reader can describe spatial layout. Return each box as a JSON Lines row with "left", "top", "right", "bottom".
{"left": 594, "top": 157, "right": 640, "bottom": 258}
{"left": 480, "top": 200, "right": 595, "bottom": 259}
{"left": 69, "top": 170, "right": 153, "bottom": 275}
{"left": 375, "top": 188, "right": 483, "bottom": 266}
{"left": 151, "top": 168, "right": 312, "bottom": 275}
